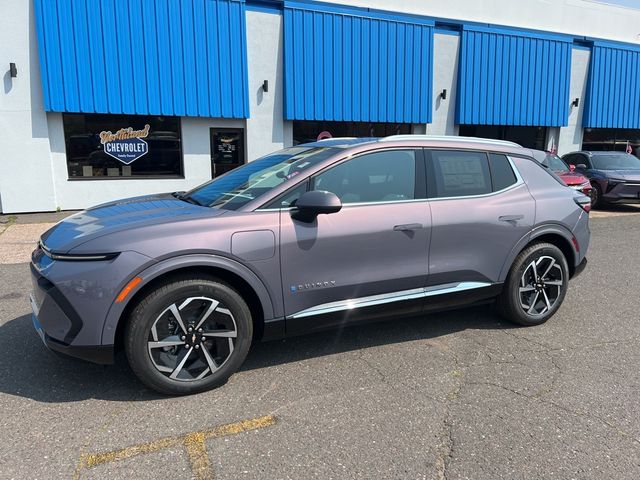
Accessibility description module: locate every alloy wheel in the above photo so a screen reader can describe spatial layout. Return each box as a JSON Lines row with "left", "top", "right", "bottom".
{"left": 518, "top": 256, "right": 564, "bottom": 316}
{"left": 147, "top": 296, "right": 237, "bottom": 381}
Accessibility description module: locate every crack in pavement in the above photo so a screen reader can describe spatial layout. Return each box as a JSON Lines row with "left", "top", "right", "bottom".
{"left": 435, "top": 345, "right": 463, "bottom": 480}
{"left": 465, "top": 380, "right": 640, "bottom": 448}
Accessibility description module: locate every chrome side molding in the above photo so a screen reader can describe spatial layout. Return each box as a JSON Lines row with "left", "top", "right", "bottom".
{"left": 289, "top": 282, "right": 493, "bottom": 319}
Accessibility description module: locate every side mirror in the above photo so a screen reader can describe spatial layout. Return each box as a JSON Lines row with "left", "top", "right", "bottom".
{"left": 576, "top": 164, "right": 587, "bottom": 170}
{"left": 569, "top": 164, "right": 576, "bottom": 172}
{"left": 291, "top": 190, "right": 342, "bottom": 223}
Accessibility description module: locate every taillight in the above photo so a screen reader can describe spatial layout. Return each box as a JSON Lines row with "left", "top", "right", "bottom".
{"left": 574, "top": 195, "right": 591, "bottom": 213}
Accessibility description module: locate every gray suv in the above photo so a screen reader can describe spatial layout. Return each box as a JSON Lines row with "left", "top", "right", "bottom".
{"left": 30, "top": 136, "right": 590, "bottom": 395}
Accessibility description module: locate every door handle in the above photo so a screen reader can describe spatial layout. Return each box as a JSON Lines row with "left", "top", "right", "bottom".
{"left": 498, "top": 215, "right": 524, "bottom": 223}
{"left": 393, "top": 223, "right": 424, "bottom": 231}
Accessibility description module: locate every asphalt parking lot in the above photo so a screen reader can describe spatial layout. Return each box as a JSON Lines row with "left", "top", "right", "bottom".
{"left": 1, "top": 208, "right": 640, "bottom": 479}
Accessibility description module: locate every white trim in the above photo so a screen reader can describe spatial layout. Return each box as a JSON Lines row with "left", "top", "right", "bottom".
{"left": 381, "top": 135, "right": 521, "bottom": 148}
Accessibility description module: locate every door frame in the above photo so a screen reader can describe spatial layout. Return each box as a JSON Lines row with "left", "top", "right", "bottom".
{"left": 209, "top": 127, "right": 246, "bottom": 178}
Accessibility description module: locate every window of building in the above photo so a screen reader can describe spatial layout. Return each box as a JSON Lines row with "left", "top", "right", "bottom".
{"left": 582, "top": 128, "right": 640, "bottom": 158}
{"left": 459, "top": 125, "right": 547, "bottom": 150}
{"left": 293, "top": 121, "right": 411, "bottom": 144}
{"left": 312, "top": 150, "right": 417, "bottom": 204}
{"left": 429, "top": 150, "right": 492, "bottom": 198}
{"left": 489, "top": 154, "right": 518, "bottom": 191}
{"left": 62, "top": 114, "right": 183, "bottom": 179}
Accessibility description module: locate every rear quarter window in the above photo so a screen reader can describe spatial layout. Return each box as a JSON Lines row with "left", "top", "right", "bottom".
{"left": 489, "top": 154, "right": 518, "bottom": 191}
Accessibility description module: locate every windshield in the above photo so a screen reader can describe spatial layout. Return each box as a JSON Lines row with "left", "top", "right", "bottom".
{"left": 591, "top": 153, "right": 640, "bottom": 170}
{"left": 182, "top": 147, "right": 340, "bottom": 209}
{"left": 542, "top": 154, "right": 570, "bottom": 173}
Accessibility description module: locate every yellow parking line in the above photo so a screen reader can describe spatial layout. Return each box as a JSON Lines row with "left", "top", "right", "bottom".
{"left": 73, "top": 414, "right": 276, "bottom": 480}
{"left": 184, "top": 432, "right": 211, "bottom": 480}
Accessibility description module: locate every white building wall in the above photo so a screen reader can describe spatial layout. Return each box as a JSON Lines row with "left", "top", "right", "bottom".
{"left": 0, "top": 0, "right": 57, "bottom": 213}
{"left": 333, "top": 0, "right": 640, "bottom": 45}
{"left": 558, "top": 48, "right": 592, "bottom": 155}
{"left": 245, "top": 11, "right": 291, "bottom": 160}
{"left": 427, "top": 32, "right": 460, "bottom": 136}
{"left": 47, "top": 114, "right": 235, "bottom": 211}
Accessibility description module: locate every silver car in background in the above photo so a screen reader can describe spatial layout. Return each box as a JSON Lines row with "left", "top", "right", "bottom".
{"left": 30, "top": 136, "right": 590, "bottom": 395}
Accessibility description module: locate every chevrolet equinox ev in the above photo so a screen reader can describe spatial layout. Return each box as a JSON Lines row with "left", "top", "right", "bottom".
{"left": 30, "top": 136, "right": 590, "bottom": 395}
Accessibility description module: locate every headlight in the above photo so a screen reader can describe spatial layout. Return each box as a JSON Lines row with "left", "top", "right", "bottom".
{"left": 40, "top": 242, "right": 119, "bottom": 261}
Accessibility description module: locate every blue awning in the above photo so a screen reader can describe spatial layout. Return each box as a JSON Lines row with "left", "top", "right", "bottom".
{"left": 583, "top": 41, "right": 640, "bottom": 129}
{"left": 34, "top": 0, "right": 249, "bottom": 118}
{"left": 283, "top": 1, "right": 434, "bottom": 124}
{"left": 457, "top": 25, "right": 572, "bottom": 127}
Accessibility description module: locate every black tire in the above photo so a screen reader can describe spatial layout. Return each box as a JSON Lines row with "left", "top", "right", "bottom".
{"left": 496, "top": 242, "right": 569, "bottom": 326}
{"left": 590, "top": 182, "right": 603, "bottom": 209}
{"left": 125, "top": 275, "right": 253, "bottom": 395}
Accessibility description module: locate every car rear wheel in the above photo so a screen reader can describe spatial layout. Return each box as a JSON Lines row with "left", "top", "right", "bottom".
{"left": 590, "top": 182, "right": 603, "bottom": 209}
{"left": 125, "top": 275, "right": 252, "bottom": 395}
{"left": 497, "top": 242, "right": 569, "bottom": 326}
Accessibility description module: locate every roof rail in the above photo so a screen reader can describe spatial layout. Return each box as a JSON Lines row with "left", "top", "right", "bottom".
{"left": 315, "top": 136, "right": 358, "bottom": 142}
{"left": 380, "top": 134, "right": 522, "bottom": 148}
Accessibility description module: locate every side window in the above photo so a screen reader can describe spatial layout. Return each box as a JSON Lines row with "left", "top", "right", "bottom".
{"left": 489, "top": 154, "right": 518, "bottom": 191}
{"left": 579, "top": 155, "right": 592, "bottom": 169}
{"left": 312, "top": 150, "right": 417, "bottom": 204}
{"left": 264, "top": 181, "right": 308, "bottom": 209}
{"left": 429, "top": 150, "right": 492, "bottom": 198}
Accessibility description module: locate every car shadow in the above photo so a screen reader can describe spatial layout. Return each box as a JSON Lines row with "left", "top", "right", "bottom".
{"left": 594, "top": 203, "right": 640, "bottom": 213}
{"left": 0, "top": 306, "right": 517, "bottom": 403}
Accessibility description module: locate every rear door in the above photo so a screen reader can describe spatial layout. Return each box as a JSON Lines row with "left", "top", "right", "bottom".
{"left": 425, "top": 149, "right": 535, "bottom": 287}
{"left": 278, "top": 149, "right": 431, "bottom": 334}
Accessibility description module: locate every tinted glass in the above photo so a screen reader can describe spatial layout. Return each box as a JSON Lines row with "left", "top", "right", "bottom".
{"left": 63, "top": 113, "right": 182, "bottom": 179}
{"left": 489, "top": 154, "right": 518, "bottom": 191}
{"left": 185, "top": 147, "right": 339, "bottom": 210}
{"left": 543, "top": 154, "right": 570, "bottom": 173}
{"left": 313, "top": 150, "right": 416, "bottom": 204}
{"left": 564, "top": 154, "right": 589, "bottom": 168}
{"left": 591, "top": 153, "right": 640, "bottom": 170}
{"left": 265, "top": 181, "right": 309, "bottom": 209}
{"left": 430, "top": 150, "right": 491, "bottom": 197}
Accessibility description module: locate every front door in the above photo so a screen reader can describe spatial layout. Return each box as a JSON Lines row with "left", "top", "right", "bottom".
{"left": 278, "top": 149, "right": 431, "bottom": 334}
{"left": 210, "top": 128, "right": 245, "bottom": 178}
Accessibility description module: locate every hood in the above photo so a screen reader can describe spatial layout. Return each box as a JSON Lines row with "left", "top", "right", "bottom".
{"left": 557, "top": 171, "right": 589, "bottom": 186}
{"left": 41, "top": 193, "right": 224, "bottom": 253}
{"left": 602, "top": 170, "right": 640, "bottom": 182}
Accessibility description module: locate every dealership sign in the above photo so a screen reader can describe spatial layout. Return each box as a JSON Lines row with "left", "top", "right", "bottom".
{"left": 99, "top": 124, "right": 150, "bottom": 164}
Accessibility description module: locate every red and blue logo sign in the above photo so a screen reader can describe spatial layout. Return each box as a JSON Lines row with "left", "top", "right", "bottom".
{"left": 100, "top": 125, "right": 150, "bottom": 165}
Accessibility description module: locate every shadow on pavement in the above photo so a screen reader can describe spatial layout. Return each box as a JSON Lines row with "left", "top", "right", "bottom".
{"left": 594, "top": 203, "right": 640, "bottom": 213}
{"left": 0, "top": 306, "right": 516, "bottom": 403}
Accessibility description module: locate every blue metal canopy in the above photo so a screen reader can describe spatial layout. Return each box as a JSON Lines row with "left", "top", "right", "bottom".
{"left": 34, "top": 0, "right": 250, "bottom": 118}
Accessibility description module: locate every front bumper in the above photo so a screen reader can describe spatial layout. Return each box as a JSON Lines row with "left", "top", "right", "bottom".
{"left": 30, "top": 292, "right": 114, "bottom": 364}
{"left": 604, "top": 182, "right": 640, "bottom": 203}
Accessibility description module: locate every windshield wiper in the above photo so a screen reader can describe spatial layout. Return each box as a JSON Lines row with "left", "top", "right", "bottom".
{"left": 172, "top": 191, "right": 204, "bottom": 206}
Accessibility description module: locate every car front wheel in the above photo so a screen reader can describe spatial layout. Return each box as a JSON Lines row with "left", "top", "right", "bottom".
{"left": 497, "top": 242, "right": 569, "bottom": 326}
{"left": 125, "top": 275, "right": 253, "bottom": 395}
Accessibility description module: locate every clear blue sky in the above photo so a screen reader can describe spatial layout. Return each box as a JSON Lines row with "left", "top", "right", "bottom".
{"left": 595, "top": 0, "right": 640, "bottom": 9}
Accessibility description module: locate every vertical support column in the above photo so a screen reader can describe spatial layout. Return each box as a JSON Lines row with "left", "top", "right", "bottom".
{"left": 245, "top": 10, "right": 290, "bottom": 161}
{"left": 427, "top": 31, "right": 460, "bottom": 136}
{"left": 558, "top": 47, "right": 591, "bottom": 155}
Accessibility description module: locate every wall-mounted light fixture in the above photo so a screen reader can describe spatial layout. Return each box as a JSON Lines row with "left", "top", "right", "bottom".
{"left": 571, "top": 97, "right": 579, "bottom": 107}
{"left": 262, "top": 80, "right": 269, "bottom": 93}
{"left": 9, "top": 63, "right": 17, "bottom": 78}
{"left": 440, "top": 89, "right": 447, "bottom": 100}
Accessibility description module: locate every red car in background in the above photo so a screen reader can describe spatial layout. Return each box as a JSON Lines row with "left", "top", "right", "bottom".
{"left": 531, "top": 150, "right": 593, "bottom": 201}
